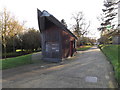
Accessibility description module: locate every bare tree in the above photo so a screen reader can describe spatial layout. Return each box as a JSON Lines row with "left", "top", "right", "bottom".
{"left": 71, "top": 12, "right": 90, "bottom": 46}
{"left": 0, "top": 8, "right": 25, "bottom": 58}
{"left": 0, "top": 8, "right": 10, "bottom": 58}
{"left": 72, "top": 12, "right": 84, "bottom": 37}
{"left": 81, "top": 21, "right": 90, "bottom": 36}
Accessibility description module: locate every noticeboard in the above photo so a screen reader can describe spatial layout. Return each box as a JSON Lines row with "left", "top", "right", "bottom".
{"left": 46, "top": 42, "right": 59, "bottom": 52}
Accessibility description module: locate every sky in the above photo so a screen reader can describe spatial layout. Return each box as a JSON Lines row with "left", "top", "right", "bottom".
{"left": 0, "top": 0, "right": 105, "bottom": 39}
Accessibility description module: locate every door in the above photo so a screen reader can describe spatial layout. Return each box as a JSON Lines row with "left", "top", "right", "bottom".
{"left": 70, "top": 41, "right": 74, "bottom": 57}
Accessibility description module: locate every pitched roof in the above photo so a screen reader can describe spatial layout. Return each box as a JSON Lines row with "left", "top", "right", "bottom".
{"left": 37, "top": 9, "right": 77, "bottom": 39}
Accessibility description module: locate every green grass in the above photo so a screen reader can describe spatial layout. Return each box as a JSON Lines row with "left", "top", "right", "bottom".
{"left": 101, "top": 45, "right": 120, "bottom": 84}
{"left": 2, "top": 52, "right": 23, "bottom": 58}
{"left": 77, "top": 45, "right": 92, "bottom": 51}
{"left": 0, "top": 54, "right": 33, "bottom": 70}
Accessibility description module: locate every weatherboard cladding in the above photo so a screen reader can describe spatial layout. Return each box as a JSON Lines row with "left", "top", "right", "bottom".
{"left": 37, "top": 9, "right": 76, "bottom": 62}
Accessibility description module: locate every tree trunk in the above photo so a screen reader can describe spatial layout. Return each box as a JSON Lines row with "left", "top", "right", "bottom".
{"left": 13, "top": 37, "right": 16, "bottom": 53}
{"left": 3, "top": 44, "right": 6, "bottom": 59}
{"left": 3, "top": 36, "right": 7, "bottom": 59}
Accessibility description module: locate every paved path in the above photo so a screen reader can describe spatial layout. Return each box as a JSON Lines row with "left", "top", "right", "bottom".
{"left": 32, "top": 52, "right": 42, "bottom": 61}
{"left": 2, "top": 46, "right": 117, "bottom": 88}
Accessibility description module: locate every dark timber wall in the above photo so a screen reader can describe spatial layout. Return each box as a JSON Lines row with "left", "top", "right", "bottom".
{"left": 41, "top": 26, "right": 62, "bottom": 62}
{"left": 37, "top": 9, "right": 77, "bottom": 62}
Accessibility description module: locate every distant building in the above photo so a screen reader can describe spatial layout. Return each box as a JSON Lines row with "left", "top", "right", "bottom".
{"left": 37, "top": 9, "right": 77, "bottom": 62}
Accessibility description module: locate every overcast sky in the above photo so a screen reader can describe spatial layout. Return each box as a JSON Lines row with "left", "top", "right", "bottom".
{"left": 0, "top": 0, "right": 105, "bottom": 39}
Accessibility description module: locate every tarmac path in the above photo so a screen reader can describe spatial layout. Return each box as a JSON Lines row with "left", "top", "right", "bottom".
{"left": 2, "top": 46, "right": 118, "bottom": 88}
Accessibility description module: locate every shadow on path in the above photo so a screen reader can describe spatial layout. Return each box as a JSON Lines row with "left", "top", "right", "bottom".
{"left": 2, "top": 46, "right": 118, "bottom": 88}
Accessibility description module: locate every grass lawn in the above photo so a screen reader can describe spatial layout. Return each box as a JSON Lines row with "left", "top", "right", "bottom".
{"left": 100, "top": 45, "right": 120, "bottom": 84}
{"left": 0, "top": 54, "right": 33, "bottom": 70}
{"left": 2, "top": 48, "right": 41, "bottom": 59}
{"left": 77, "top": 45, "right": 92, "bottom": 51}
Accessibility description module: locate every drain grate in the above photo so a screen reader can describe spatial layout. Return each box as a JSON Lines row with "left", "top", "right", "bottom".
{"left": 41, "top": 66, "right": 45, "bottom": 68}
{"left": 85, "top": 76, "right": 98, "bottom": 83}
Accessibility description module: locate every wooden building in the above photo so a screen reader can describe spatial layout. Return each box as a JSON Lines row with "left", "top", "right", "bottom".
{"left": 37, "top": 9, "right": 77, "bottom": 62}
